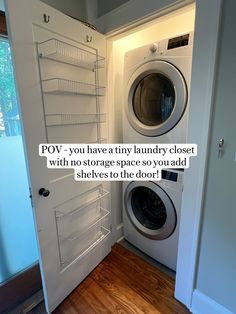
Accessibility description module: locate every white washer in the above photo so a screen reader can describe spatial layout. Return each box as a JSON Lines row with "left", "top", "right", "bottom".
{"left": 123, "top": 33, "right": 193, "bottom": 143}
{"left": 123, "top": 169, "right": 183, "bottom": 271}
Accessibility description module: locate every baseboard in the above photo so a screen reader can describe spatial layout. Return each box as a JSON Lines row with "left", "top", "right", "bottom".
{"left": 111, "top": 222, "right": 124, "bottom": 244}
{"left": 117, "top": 236, "right": 125, "bottom": 243}
{"left": 115, "top": 223, "right": 124, "bottom": 243}
{"left": 191, "top": 290, "right": 233, "bottom": 314}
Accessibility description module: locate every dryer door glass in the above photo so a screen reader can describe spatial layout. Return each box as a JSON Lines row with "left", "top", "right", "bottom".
{"left": 131, "top": 186, "right": 167, "bottom": 230}
{"left": 133, "top": 73, "right": 175, "bottom": 126}
{"left": 126, "top": 61, "right": 187, "bottom": 137}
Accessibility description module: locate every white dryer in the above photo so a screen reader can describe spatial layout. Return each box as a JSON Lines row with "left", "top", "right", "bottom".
{"left": 123, "top": 33, "right": 193, "bottom": 143}
{"left": 123, "top": 169, "right": 183, "bottom": 271}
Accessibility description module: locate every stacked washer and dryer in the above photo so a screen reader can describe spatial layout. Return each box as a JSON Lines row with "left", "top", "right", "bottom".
{"left": 122, "top": 33, "right": 193, "bottom": 271}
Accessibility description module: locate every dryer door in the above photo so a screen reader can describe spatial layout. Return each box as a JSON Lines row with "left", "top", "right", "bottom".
{"left": 126, "top": 61, "right": 187, "bottom": 136}
{"left": 124, "top": 181, "right": 176, "bottom": 240}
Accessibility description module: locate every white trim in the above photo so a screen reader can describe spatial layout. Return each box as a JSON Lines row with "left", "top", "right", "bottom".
{"left": 95, "top": 0, "right": 194, "bottom": 35}
{"left": 175, "top": 0, "right": 222, "bottom": 307}
{"left": 117, "top": 235, "right": 125, "bottom": 243}
{"left": 115, "top": 223, "right": 124, "bottom": 243}
{"left": 191, "top": 290, "right": 234, "bottom": 314}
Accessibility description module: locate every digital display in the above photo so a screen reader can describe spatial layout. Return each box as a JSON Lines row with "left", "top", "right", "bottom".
{"left": 167, "top": 34, "right": 190, "bottom": 50}
{"left": 161, "top": 170, "right": 178, "bottom": 182}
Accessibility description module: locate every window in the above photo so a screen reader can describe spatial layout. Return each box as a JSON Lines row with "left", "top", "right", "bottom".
{"left": 0, "top": 39, "right": 21, "bottom": 137}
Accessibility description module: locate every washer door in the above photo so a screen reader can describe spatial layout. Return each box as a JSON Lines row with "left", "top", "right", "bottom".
{"left": 126, "top": 61, "right": 187, "bottom": 136}
{"left": 124, "top": 181, "right": 176, "bottom": 240}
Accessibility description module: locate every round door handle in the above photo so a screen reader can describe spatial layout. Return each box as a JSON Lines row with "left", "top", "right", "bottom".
{"left": 38, "top": 188, "right": 50, "bottom": 197}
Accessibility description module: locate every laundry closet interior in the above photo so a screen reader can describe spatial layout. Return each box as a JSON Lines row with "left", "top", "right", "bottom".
{"left": 5, "top": 0, "right": 196, "bottom": 312}
{"left": 108, "top": 3, "right": 195, "bottom": 248}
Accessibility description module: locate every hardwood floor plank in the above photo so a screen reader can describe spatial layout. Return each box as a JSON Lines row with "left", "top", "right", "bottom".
{"left": 75, "top": 277, "right": 114, "bottom": 314}
{"left": 113, "top": 244, "right": 174, "bottom": 285}
{"left": 101, "top": 248, "right": 185, "bottom": 313}
{"left": 91, "top": 264, "right": 161, "bottom": 314}
{"left": 93, "top": 257, "right": 178, "bottom": 314}
{"left": 80, "top": 276, "right": 141, "bottom": 314}
{"left": 54, "top": 278, "right": 100, "bottom": 314}
{"left": 54, "top": 243, "right": 190, "bottom": 314}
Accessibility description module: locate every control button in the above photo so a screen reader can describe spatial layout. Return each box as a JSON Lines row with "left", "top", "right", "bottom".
{"left": 149, "top": 43, "right": 158, "bottom": 53}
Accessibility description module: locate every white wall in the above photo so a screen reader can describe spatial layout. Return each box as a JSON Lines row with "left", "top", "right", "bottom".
{"left": 2, "top": 0, "right": 87, "bottom": 20}
{"left": 193, "top": 0, "right": 236, "bottom": 312}
{"left": 40, "top": 0, "right": 87, "bottom": 21}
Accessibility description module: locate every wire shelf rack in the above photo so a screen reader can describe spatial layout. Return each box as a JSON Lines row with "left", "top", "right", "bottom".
{"left": 38, "top": 38, "right": 105, "bottom": 70}
{"left": 55, "top": 185, "right": 110, "bottom": 269}
{"left": 60, "top": 226, "right": 110, "bottom": 269}
{"left": 45, "top": 113, "right": 106, "bottom": 126}
{"left": 42, "top": 78, "right": 106, "bottom": 96}
{"left": 55, "top": 187, "right": 109, "bottom": 218}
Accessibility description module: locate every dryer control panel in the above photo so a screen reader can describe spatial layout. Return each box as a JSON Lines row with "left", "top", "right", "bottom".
{"left": 167, "top": 34, "right": 190, "bottom": 50}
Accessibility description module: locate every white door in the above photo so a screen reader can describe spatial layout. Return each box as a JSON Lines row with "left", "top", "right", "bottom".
{"left": 5, "top": 0, "right": 111, "bottom": 312}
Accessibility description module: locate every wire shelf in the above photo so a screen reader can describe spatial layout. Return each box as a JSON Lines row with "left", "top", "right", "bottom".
{"left": 55, "top": 185, "right": 111, "bottom": 269}
{"left": 38, "top": 38, "right": 105, "bottom": 70}
{"left": 55, "top": 185, "right": 110, "bottom": 239}
{"left": 60, "top": 226, "right": 110, "bottom": 269}
{"left": 42, "top": 78, "right": 106, "bottom": 96}
{"left": 58, "top": 208, "right": 110, "bottom": 243}
{"left": 55, "top": 187, "right": 109, "bottom": 218}
{"left": 45, "top": 113, "right": 106, "bottom": 127}
{"left": 89, "top": 138, "right": 107, "bottom": 144}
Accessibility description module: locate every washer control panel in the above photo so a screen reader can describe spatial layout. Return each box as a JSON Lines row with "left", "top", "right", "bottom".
{"left": 161, "top": 169, "right": 184, "bottom": 183}
{"left": 162, "top": 170, "right": 178, "bottom": 182}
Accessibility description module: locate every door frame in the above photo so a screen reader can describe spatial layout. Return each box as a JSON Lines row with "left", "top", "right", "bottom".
{"left": 107, "top": 0, "right": 222, "bottom": 309}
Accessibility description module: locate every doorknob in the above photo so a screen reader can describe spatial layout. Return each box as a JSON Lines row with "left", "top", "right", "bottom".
{"left": 38, "top": 188, "right": 50, "bottom": 197}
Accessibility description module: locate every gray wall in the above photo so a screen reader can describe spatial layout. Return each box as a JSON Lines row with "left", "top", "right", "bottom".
{"left": 196, "top": 0, "right": 236, "bottom": 312}
{"left": 40, "top": 0, "right": 87, "bottom": 21}
{"left": 94, "top": 0, "right": 187, "bottom": 33}
{"left": 97, "top": 0, "right": 129, "bottom": 17}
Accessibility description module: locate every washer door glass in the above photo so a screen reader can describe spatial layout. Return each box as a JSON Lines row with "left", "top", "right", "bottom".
{"left": 125, "top": 181, "right": 176, "bottom": 240}
{"left": 133, "top": 73, "right": 175, "bottom": 126}
{"left": 131, "top": 186, "right": 167, "bottom": 230}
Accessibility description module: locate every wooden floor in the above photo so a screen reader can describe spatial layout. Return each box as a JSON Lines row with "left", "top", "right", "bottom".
{"left": 54, "top": 244, "right": 190, "bottom": 314}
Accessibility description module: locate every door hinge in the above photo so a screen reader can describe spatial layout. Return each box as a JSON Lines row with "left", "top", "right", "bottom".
{"left": 29, "top": 187, "right": 34, "bottom": 208}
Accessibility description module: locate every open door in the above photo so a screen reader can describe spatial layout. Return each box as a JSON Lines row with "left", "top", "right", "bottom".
{"left": 5, "top": 0, "right": 111, "bottom": 312}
